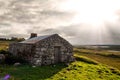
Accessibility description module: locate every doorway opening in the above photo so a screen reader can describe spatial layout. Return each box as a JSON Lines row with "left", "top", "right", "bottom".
{"left": 54, "top": 46, "right": 61, "bottom": 63}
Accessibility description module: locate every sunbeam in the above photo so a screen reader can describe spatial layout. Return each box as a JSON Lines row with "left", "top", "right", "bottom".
{"left": 0, "top": 0, "right": 120, "bottom": 45}
{"left": 60, "top": 0, "right": 119, "bottom": 24}
{"left": 59, "top": 0, "right": 120, "bottom": 44}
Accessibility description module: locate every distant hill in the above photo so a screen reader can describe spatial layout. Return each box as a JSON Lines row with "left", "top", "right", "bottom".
{"left": 74, "top": 45, "right": 120, "bottom": 51}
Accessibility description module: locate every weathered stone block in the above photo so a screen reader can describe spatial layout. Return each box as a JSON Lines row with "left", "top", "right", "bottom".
{"left": 9, "top": 34, "right": 74, "bottom": 66}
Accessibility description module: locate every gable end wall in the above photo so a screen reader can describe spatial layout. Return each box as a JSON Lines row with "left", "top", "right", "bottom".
{"left": 32, "top": 34, "right": 74, "bottom": 66}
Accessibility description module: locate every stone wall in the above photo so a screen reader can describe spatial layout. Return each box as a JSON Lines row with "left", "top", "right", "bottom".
{"left": 9, "top": 34, "right": 74, "bottom": 66}
{"left": 0, "top": 54, "right": 5, "bottom": 63}
{"left": 31, "top": 34, "right": 73, "bottom": 66}
{"left": 9, "top": 43, "right": 35, "bottom": 61}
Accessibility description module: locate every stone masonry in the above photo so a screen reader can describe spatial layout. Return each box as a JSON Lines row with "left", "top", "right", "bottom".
{"left": 9, "top": 34, "right": 74, "bottom": 66}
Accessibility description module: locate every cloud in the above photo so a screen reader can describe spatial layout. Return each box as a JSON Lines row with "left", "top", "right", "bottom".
{"left": 0, "top": 0, "right": 120, "bottom": 45}
{"left": 0, "top": 0, "right": 75, "bottom": 37}
{"left": 0, "top": 0, "right": 73, "bottom": 24}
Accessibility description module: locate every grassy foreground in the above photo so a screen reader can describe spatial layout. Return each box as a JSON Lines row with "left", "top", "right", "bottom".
{"left": 0, "top": 55, "right": 120, "bottom": 80}
{"left": 0, "top": 41, "right": 120, "bottom": 80}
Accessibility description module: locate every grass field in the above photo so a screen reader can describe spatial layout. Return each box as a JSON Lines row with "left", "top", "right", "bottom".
{"left": 74, "top": 48, "right": 120, "bottom": 58}
{"left": 74, "top": 48, "right": 120, "bottom": 70}
{"left": 0, "top": 41, "right": 12, "bottom": 50}
{"left": 0, "top": 56, "right": 120, "bottom": 80}
{"left": 0, "top": 41, "right": 120, "bottom": 80}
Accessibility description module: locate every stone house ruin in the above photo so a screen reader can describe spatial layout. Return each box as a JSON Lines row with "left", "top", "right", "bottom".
{"left": 9, "top": 33, "right": 74, "bottom": 66}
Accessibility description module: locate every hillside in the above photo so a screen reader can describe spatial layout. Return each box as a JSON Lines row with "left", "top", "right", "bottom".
{"left": 0, "top": 41, "right": 120, "bottom": 80}
{"left": 0, "top": 55, "right": 120, "bottom": 80}
{"left": 0, "top": 41, "right": 10, "bottom": 50}
{"left": 74, "top": 48, "right": 120, "bottom": 70}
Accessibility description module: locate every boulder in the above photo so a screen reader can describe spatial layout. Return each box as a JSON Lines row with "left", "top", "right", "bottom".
{"left": 14, "top": 62, "right": 21, "bottom": 66}
{"left": 32, "top": 65, "right": 36, "bottom": 68}
{"left": 0, "top": 54, "right": 5, "bottom": 60}
{"left": 0, "top": 54, "right": 5, "bottom": 63}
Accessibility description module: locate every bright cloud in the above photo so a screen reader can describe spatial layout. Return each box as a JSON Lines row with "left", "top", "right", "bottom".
{"left": 0, "top": 0, "right": 120, "bottom": 45}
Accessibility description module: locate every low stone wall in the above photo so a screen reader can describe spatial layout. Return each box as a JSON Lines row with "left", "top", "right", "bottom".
{"left": 9, "top": 43, "right": 35, "bottom": 61}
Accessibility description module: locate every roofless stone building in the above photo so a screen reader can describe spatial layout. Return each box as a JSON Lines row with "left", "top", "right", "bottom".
{"left": 9, "top": 33, "right": 74, "bottom": 66}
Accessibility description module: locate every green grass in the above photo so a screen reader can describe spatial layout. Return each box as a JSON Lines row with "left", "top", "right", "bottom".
{"left": 49, "top": 62, "right": 120, "bottom": 80}
{"left": 74, "top": 48, "right": 120, "bottom": 70}
{"left": 0, "top": 64, "right": 66, "bottom": 80}
{"left": 0, "top": 55, "right": 120, "bottom": 80}
{"left": 74, "top": 54, "right": 99, "bottom": 65}
{"left": 74, "top": 48, "right": 120, "bottom": 58}
{"left": 0, "top": 41, "right": 120, "bottom": 80}
{"left": 0, "top": 41, "right": 12, "bottom": 50}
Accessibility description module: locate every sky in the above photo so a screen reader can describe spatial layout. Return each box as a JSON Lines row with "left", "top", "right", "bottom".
{"left": 0, "top": 0, "right": 120, "bottom": 45}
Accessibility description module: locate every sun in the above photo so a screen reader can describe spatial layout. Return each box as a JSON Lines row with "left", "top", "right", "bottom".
{"left": 59, "top": 0, "right": 119, "bottom": 26}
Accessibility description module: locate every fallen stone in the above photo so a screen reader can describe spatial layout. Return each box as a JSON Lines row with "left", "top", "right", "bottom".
{"left": 14, "top": 62, "right": 21, "bottom": 66}
{"left": 32, "top": 65, "right": 36, "bottom": 68}
{"left": 0, "top": 54, "right": 5, "bottom": 60}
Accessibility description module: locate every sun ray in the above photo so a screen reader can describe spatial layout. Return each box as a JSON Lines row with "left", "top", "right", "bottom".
{"left": 59, "top": 0, "right": 119, "bottom": 25}
{"left": 59, "top": 0, "right": 120, "bottom": 44}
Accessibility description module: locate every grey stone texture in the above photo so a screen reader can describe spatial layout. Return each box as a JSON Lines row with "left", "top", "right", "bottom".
{"left": 9, "top": 34, "right": 74, "bottom": 66}
{"left": 0, "top": 54, "right": 5, "bottom": 63}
